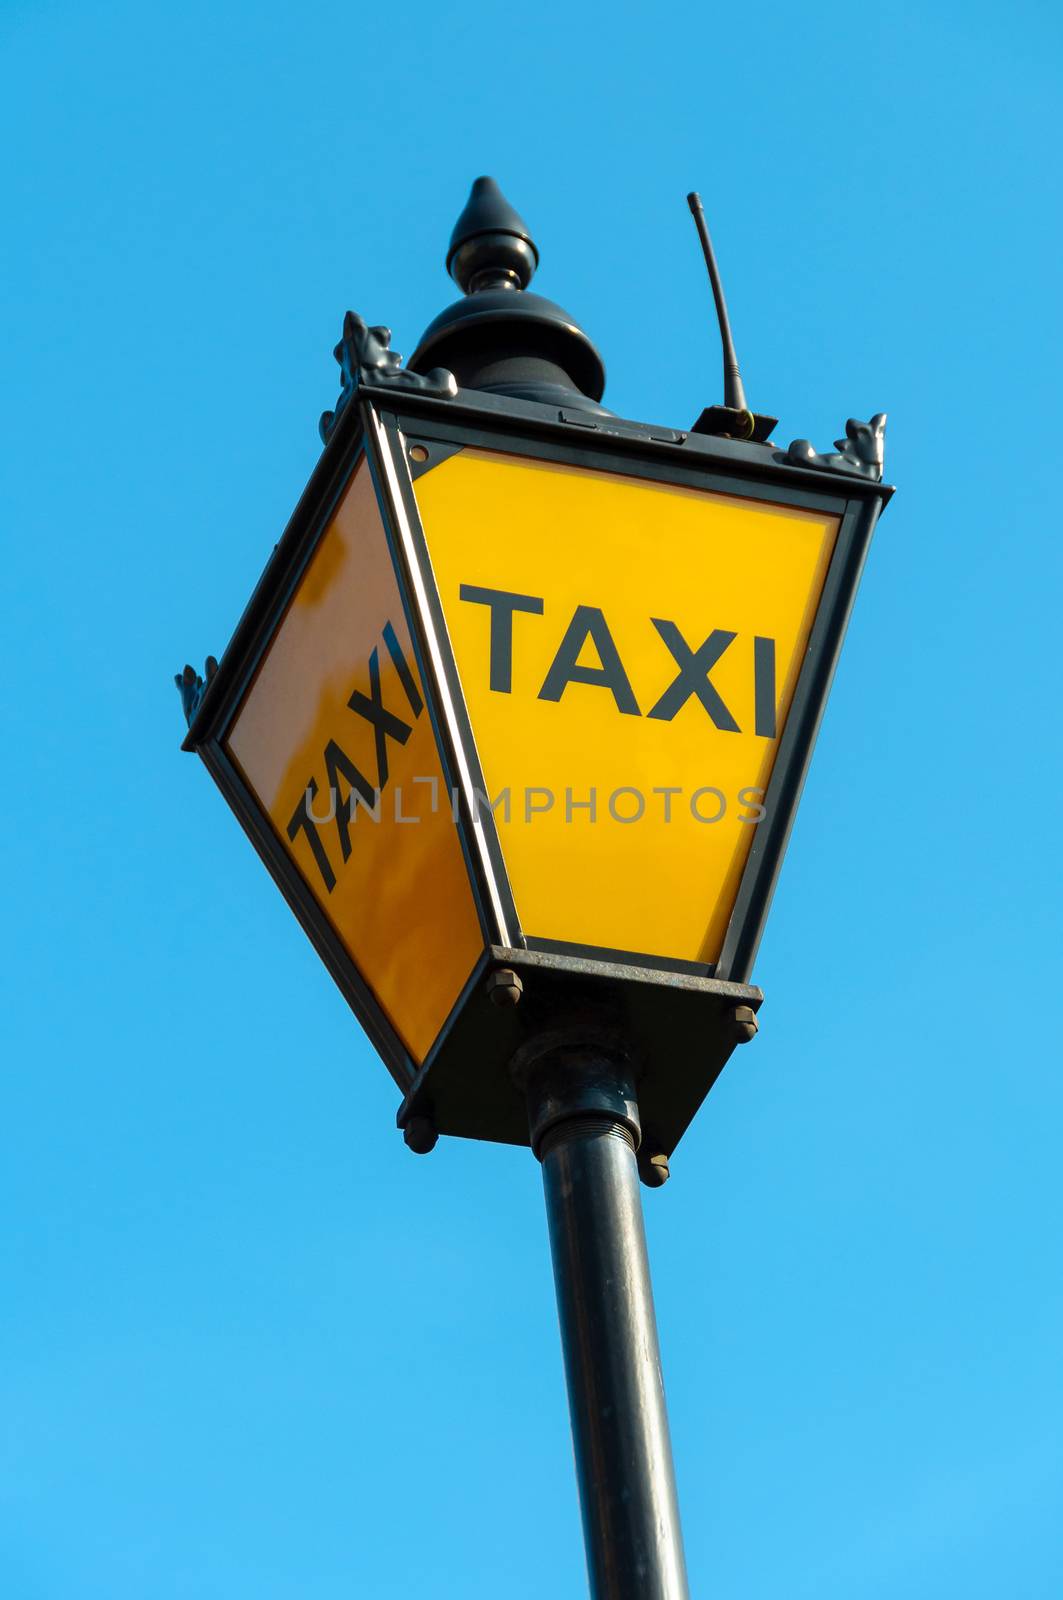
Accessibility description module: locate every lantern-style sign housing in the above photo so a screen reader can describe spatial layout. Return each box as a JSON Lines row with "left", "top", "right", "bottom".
{"left": 181, "top": 183, "right": 891, "bottom": 1165}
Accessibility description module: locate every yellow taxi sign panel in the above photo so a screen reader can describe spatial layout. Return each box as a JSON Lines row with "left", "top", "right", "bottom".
{"left": 414, "top": 449, "right": 838, "bottom": 967}
{"left": 226, "top": 461, "right": 483, "bottom": 1063}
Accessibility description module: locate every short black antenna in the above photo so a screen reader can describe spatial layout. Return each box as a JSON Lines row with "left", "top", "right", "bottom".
{"left": 686, "top": 192, "right": 776, "bottom": 442}
{"left": 687, "top": 191, "right": 747, "bottom": 412}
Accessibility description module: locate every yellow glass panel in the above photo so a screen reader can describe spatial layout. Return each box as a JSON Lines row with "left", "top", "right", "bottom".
{"left": 227, "top": 461, "right": 483, "bottom": 1063}
{"left": 413, "top": 449, "right": 838, "bottom": 966}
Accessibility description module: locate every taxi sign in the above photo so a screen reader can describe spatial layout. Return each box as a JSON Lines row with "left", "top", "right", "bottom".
{"left": 183, "top": 386, "right": 889, "bottom": 1156}
{"left": 226, "top": 460, "right": 483, "bottom": 1065}
{"left": 412, "top": 449, "right": 838, "bottom": 970}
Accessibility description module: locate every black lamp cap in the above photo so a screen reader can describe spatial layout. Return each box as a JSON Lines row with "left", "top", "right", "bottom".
{"left": 410, "top": 175, "right": 607, "bottom": 414}
{"left": 446, "top": 176, "right": 539, "bottom": 294}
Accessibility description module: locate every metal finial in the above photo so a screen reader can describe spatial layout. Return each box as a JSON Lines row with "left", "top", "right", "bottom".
{"left": 446, "top": 176, "right": 539, "bottom": 294}
{"left": 408, "top": 176, "right": 606, "bottom": 411}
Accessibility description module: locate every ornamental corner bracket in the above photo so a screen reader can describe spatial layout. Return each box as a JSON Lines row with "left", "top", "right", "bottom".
{"left": 319, "top": 311, "right": 458, "bottom": 443}
{"left": 780, "top": 412, "right": 887, "bottom": 482}
{"left": 175, "top": 656, "right": 218, "bottom": 730}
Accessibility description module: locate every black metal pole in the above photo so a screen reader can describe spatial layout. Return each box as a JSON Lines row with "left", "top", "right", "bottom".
{"left": 520, "top": 1034, "right": 690, "bottom": 1600}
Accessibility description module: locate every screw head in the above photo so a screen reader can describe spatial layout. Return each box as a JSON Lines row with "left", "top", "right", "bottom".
{"left": 639, "top": 1152, "right": 671, "bottom": 1188}
{"left": 403, "top": 1116, "right": 438, "bottom": 1155}
{"left": 730, "top": 1005, "right": 759, "bottom": 1044}
{"left": 486, "top": 967, "right": 524, "bottom": 1009}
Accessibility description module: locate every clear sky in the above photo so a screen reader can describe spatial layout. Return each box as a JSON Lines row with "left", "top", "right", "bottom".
{"left": 3, "top": 1, "right": 1061, "bottom": 1595}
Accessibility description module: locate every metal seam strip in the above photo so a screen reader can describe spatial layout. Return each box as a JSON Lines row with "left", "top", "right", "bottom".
{"left": 367, "top": 408, "right": 514, "bottom": 947}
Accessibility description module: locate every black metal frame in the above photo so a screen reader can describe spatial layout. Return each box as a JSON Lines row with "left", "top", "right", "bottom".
{"left": 183, "top": 382, "right": 889, "bottom": 1155}
{"left": 361, "top": 404, "right": 520, "bottom": 950}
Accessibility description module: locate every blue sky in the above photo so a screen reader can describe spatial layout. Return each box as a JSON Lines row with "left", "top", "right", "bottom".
{"left": 3, "top": 1, "right": 1061, "bottom": 1595}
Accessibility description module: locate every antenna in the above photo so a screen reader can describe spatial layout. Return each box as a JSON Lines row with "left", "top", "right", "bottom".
{"left": 686, "top": 192, "right": 747, "bottom": 413}
{"left": 685, "top": 194, "right": 776, "bottom": 442}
